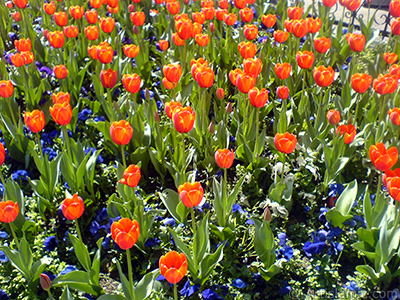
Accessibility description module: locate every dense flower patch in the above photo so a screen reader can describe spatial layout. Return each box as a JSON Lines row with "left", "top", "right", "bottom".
{"left": 1, "top": 0, "right": 400, "bottom": 299}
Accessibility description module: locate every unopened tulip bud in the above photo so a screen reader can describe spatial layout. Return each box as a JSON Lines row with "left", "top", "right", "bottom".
{"left": 209, "top": 121, "right": 215, "bottom": 133}
{"left": 210, "top": 22, "right": 215, "bottom": 32}
{"left": 145, "top": 88, "right": 151, "bottom": 100}
{"left": 154, "top": 111, "right": 160, "bottom": 122}
{"left": 365, "top": 0, "right": 372, "bottom": 4}
{"left": 6, "top": 1, "right": 13, "bottom": 8}
{"left": 40, "top": 273, "right": 52, "bottom": 291}
{"left": 226, "top": 102, "right": 233, "bottom": 114}
{"left": 128, "top": 4, "right": 135, "bottom": 12}
{"left": 43, "top": 30, "right": 49, "bottom": 40}
{"left": 133, "top": 25, "right": 139, "bottom": 35}
{"left": 216, "top": 88, "right": 225, "bottom": 100}
{"left": 263, "top": 207, "right": 272, "bottom": 222}
{"left": 184, "top": 0, "right": 189, "bottom": 4}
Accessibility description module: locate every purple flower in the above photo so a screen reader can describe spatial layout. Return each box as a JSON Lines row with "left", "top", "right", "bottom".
{"left": 43, "top": 236, "right": 58, "bottom": 251}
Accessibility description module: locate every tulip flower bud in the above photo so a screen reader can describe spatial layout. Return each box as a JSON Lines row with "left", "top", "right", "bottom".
{"left": 6, "top": 1, "right": 13, "bottom": 8}
{"left": 209, "top": 121, "right": 215, "bottom": 133}
{"left": 145, "top": 88, "right": 151, "bottom": 100}
{"left": 43, "top": 30, "right": 49, "bottom": 40}
{"left": 226, "top": 102, "right": 233, "bottom": 114}
{"left": 209, "top": 22, "right": 215, "bottom": 32}
{"left": 263, "top": 207, "right": 272, "bottom": 222}
{"left": 216, "top": 88, "right": 225, "bottom": 100}
{"left": 129, "top": 4, "right": 135, "bottom": 12}
{"left": 154, "top": 111, "right": 161, "bottom": 122}
{"left": 133, "top": 25, "right": 139, "bottom": 35}
{"left": 184, "top": 0, "right": 189, "bottom": 4}
{"left": 40, "top": 273, "right": 52, "bottom": 291}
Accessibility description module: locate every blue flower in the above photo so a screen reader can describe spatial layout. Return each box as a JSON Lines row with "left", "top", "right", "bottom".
{"left": 303, "top": 240, "right": 325, "bottom": 257}
{"left": 43, "top": 147, "right": 57, "bottom": 161}
{"left": 163, "top": 218, "right": 176, "bottom": 227}
{"left": 94, "top": 116, "right": 106, "bottom": 122}
{"left": 140, "top": 89, "right": 154, "bottom": 100}
{"left": 12, "top": 170, "right": 29, "bottom": 181}
{"left": 60, "top": 265, "right": 77, "bottom": 276}
{"left": 328, "top": 242, "right": 343, "bottom": 256}
{"left": 0, "top": 251, "right": 9, "bottom": 262}
{"left": 278, "top": 232, "right": 286, "bottom": 247}
{"left": 180, "top": 280, "right": 200, "bottom": 297}
{"left": 279, "top": 282, "right": 291, "bottom": 296}
{"left": 83, "top": 294, "right": 95, "bottom": 300}
{"left": 276, "top": 246, "right": 293, "bottom": 261}
{"left": 353, "top": 215, "right": 366, "bottom": 228}
{"left": 0, "top": 184, "right": 4, "bottom": 197}
{"left": 202, "top": 289, "right": 224, "bottom": 300}
{"left": 43, "top": 236, "right": 58, "bottom": 251}
{"left": 0, "top": 289, "right": 9, "bottom": 300}
{"left": 0, "top": 231, "right": 8, "bottom": 239}
{"left": 328, "top": 183, "right": 345, "bottom": 198}
{"left": 156, "top": 274, "right": 166, "bottom": 281}
{"left": 144, "top": 238, "right": 161, "bottom": 247}
{"left": 78, "top": 108, "right": 93, "bottom": 122}
{"left": 96, "top": 208, "right": 108, "bottom": 223}
{"left": 231, "top": 278, "right": 247, "bottom": 289}
{"left": 102, "top": 236, "right": 110, "bottom": 250}
{"left": 246, "top": 219, "right": 254, "bottom": 225}
{"left": 232, "top": 203, "right": 245, "bottom": 214}
{"left": 344, "top": 281, "right": 361, "bottom": 293}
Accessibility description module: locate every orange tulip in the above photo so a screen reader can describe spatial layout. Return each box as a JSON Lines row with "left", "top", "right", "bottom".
{"left": 165, "top": 101, "right": 182, "bottom": 119}
{"left": 0, "top": 143, "right": 5, "bottom": 166}
{"left": 69, "top": 5, "right": 84, "bottom": 19}
{"left": 219, "top": 0, "right": 228, "bottom": 8}
{"left": 322, "top": 0, "right": 337, "bottom": 7}
{"left": 50, "top": 102, "right": 72, "bottom": 126}
{"left": 382, "top": 168, "right": 400, "bottom": 188}
{"left": 11, "top": 53, "right": 25, "bottom": 67}
{"left": 336, "top": 124, "right": 356, "bottom": 144}
{"left": 13, "top": 0, "right": 27, "bottom": 8}
{"left": 274, "top": 30, "right": 289, "bottom": 43}
{"left": 53, "top": 65, "right": 68, "bottom": 79}
{"left": 122, "top": 74, "right": 141, "bottom": 93}
{"left": 100, "top": 17, "right": 115, "bottom": 33}
{"left": 274, "top": 132, "right": 297, "bottom": 154}
{"left": 88, "top": 46, "right": 98, "bottom": 59}
{"left": 159, "top": 251, "right": 187, "bottom": 284}
{"left": 12, "top": 12, "right": 22, "bottom": 22}
{"left": 384, "top": 52, "right": 398, "bottom": 64}
{"left": 64, "top": 25, "right": 79, "bottom": 38}
{"left": 229, "top": 68, "right": 244, "bottom": 86}
{"left": 262, "top": 14, "right": 277, "bottom": 27}
{"left": 0, "top": 81, "right": 14, "bottom": 98}
{"left": 110, "top": 120, "right": 133, "bottom": 145}
{"left": 24, "top": 110, "right": 45, "bottom": 133}
{"left": 346, "top": 33, "right": 366, "bottom": 52}
{"left": 159, "top": 40, "right": 169, "bottom": 51}
{"left": 391, "top": 0, "right": 400, "bottom": 17}
{"left": 216, "top": 8, "right": 228, "bottom": 21}
{"left": 0, "top": 201, "right": 19, "bottom": 223}
{"left": 238, "top": 41, "right": 257, "bottom": 59}
{"left": 275, "top": 63, "right": 292, "bottom": 80}
{"left": 61, "top": 194, "right": 84, "bottom": 220}
{"left": 162, "top": 77, "right": 176, "bottom": 89}
{"left": 173, "top": 107, "right": 195, "bottom": 133}
{"left": 48, "top": 31, "right": 65, "bottom": 48}
{"left": 97, "top": 45, "right": 114, "bottom": 64}
{"left": 123, "top": 44, "right": 140, "bottom": 58}
{"left": 233, "top": 0, "right": 246, "bottom": 8}
{"left": 373, "top": 74, "right": 398, "bottom": 95}
{"left": 195, "top": 66, "right": 214, "bottom": 88}
{"left": 369, "top": 143, "right": 399, "bottom": 172}
{"left": 240, "top": 7, "right": 253, "bottom": 23}
{"left": 389, "top": 107, "right": 400, "bottom": 125}
{"left": 392, "top": 18, "right": 400, "bottom": 35}
{"left": 178, "top": 182, "right": 204, "bottom": 207}
{"left": 130, "top": 11, "right": 145, "bottom": 26}
{"left": 291, "top": 19, "right": 309, "bottom": 38}
{"left": 307, "top": 17, "right": 322, "bottom": 34}
{"left": 54, "top": 12, "right": 68, "bottom": 26}
{"left": 276, "top": 85, "right": 289, "bottom": 99}
{"left": 236, "top": 73, "right": 256, "bottom": 93}
{"left": 313, "top": 65, "right": 335, "bottom": 87}
{"left": 119, "top": 164, "right": 141, "bottom": 187}
{"left": 85, "top": 9, "right": 98, "bottom": 24}
{"left": 84, "top": 26, "right": 99, "bottom": 40}
{"left": 243, "top": 24, "right": 258, "bottom": 40}
{"left": 192, "top": 11, "right": 205, "bottom": 24}
{"left": 43, "top": 1, "right": 56, "bottom": 15}
{"left": 243, "top": 58, "right": 262, "bottom": 77}
{"left": 215, "top": 149, "right": 235, "bottom": 169}
{"left": 166, "top": 0, "right": 180, "bottom": 14}
{"left": 14, "top": 38, "right": 31, "bottom": 52}
{"left": 284, "top": 19, "right": 293, "bottom": 33}
{"left": 327, "top": 109, "right": 340, "bottom": 125}
{"left": 216, "top": 88, "right": 225, "bottom": 100}
{"left": 20, "top": 51, "right": 33, "bottom": 65}
{"left": 224, "top": 12, "right": 237, "bottom": 26}
{"left": 52, "top": 91, "right": 70, "bottom": 104}
{"left": 111, "top": 218, "right": 140, "bottom": 250}
{"left": 314, "top": 37, "right": 331, "bottom": 53}
{"left": 248, "top": 87, "right": 268, "bottom": 108}
{"left": 201, "top": 7, "right": 215, "bottom": 20}
{"left": 390, "top": 64, "right": 400, "bottom": 79}
{"left": 296, "top": 51, "right": 315, "bottom": 69}
{"left": 351, "top": 73, "right": 372, "bottom": 94}
{"left": 344, "top": 0, "right": 361, "bottom": 11}
{"left": 388, "top": 177, "right": 400, "bottom": 201}
{"left": 287, "top": 6, "right": 303, "bottom": 20}
{"left": 90, "top": 0, "right": 102, "bottom": 8}
{"left": 163, "top": 64, "right": 182, "bottom": 83}
{"left": 194, "top": 33, "right": 209, "bottom": 47}
{"left": 176, "top": 18, "right": 194, "bottom": 40}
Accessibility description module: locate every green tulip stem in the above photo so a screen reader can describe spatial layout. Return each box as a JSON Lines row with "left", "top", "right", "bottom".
{"left": 191, "top": 207, "right": 197, "bottom": 236}
{"left": 376, "top": 172, "right": 382, "bottom": 197}
{"left": 47, "top": 290, "right": 55, "bottom": 300}
{"left": 255, "top": 107, "right": 260, "bottom": 161}
{"left": 181, "top": 134, "right": 186, "bottom": 175}
{"left": 121, "top": 145, "right": 127, "bottom": 169}
{"left": 62, "top": 126, "right": 71, "bottom": 159}
{"left": 75, "top": 218, "right": 83, "bottom": 242}
{"left": 354, "top": 93, "right": 361, "bottom": 126}
{"left": 281, "top": 154, "right": 286, "bottom": 185}
{"left": 7, "top": 99, "right": 17, "bottom": 126}
{"left": 174, "top": 283, "right": 178, "bottom": 300}
{"left": 379, "top": 95, "right": 387, "bottom": 123}
{"left": 126, "top": 248, "right": 134, "bottom": 291}
{"left": 9, "top": 223, "right": 19, "bottom": 247}
{"left": 36, "top": 133, "right": 44, "bottom": 158}
{"left": 0, "top": 171, "right": 5, "bottom": 187}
